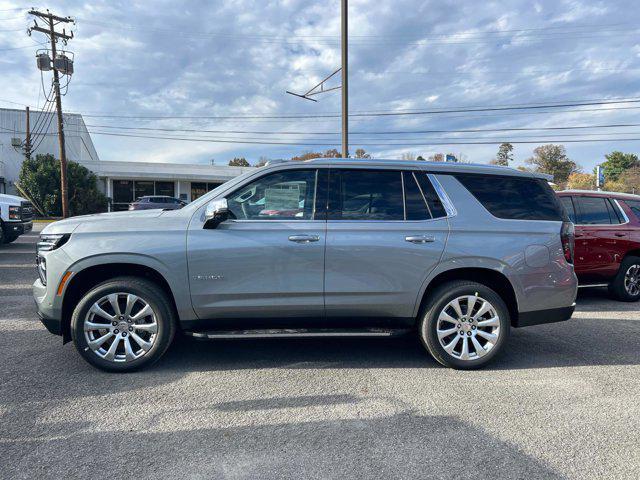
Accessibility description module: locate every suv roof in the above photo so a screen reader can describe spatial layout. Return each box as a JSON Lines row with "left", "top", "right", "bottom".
{"left": 288, "top": 158, "right": 553, "bottom": 180}
{"left": 559, "top": 190, "right": 640, "bottom": 201}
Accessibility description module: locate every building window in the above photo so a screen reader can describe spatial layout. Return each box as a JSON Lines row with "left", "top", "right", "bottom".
{"left": 208, "top": 182, "right": 223, "bottom": 191}
{"left": 113, "top": 180, "right": 133, "bottom": 204}
{"left": 191, "top": 182, "right": 207, "bottom": 200}
{"left": 156, "top": 181, "right": 175, "bottom": 197}
{"left": 134, "top": 181, "right": 154, "bottom": 200}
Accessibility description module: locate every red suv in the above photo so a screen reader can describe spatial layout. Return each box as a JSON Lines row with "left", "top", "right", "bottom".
{"left": 557, "top": 190, "right": 640, "bottom": 301}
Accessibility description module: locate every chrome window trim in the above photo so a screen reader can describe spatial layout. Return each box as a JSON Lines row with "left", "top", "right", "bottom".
{"left": 427, "top": 173, "right": 457, "bottom": 218}
{"left": 613, "top": 199, "right": 630, "bottom": 224}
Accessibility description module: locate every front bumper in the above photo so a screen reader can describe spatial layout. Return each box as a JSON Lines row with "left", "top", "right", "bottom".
{"left": 37, "top": 310, "right": 62, "bottom": 335}
{"left": 514, "top": 304, "right": 575, "bottom": 328}
{"left": 4, "top": 220, "right": 32, "bottom": 236}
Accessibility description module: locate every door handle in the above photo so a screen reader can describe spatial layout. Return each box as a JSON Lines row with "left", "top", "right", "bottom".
{"left": 405, "top": 235, "right": 436, "bottom": 244}
{"left": 288, "top": 234, "right": 320, "bottom": 243}
{"left": 614, "top": 233, "right": 625, "bottom": 237}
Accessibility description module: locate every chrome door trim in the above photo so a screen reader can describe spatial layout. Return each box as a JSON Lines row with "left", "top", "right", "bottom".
{"left": 427, "top": 173, "right": 457, "bottom": 218}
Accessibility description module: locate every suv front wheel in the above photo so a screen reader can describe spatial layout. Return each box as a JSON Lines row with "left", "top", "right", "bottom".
{"left": 71, "top": 277, "right": 176, "bottom": 372}
{"left": 420, "top": 281, "right": 510, "bottom": 369}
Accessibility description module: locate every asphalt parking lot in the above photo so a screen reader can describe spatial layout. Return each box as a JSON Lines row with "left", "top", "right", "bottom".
{"left": 1, "top": 224, "right": 638, "bottom": 479}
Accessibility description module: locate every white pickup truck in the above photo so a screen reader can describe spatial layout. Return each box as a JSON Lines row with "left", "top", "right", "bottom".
{"left": 0, "top": 194, "right": 34, "bottom": 244}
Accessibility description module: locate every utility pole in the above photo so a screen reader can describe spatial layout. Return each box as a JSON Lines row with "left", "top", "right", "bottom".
{"left": 28, "top": 10, "right": 74, "bottom": 218}
{"left": 341, "top": 0, "right": 348, "bottom": 158}
{"left": 286, "top": 1, "right": 349, "bottom": 157}
{"left": 24, "top": 107, "right": 31, "bottom": 160}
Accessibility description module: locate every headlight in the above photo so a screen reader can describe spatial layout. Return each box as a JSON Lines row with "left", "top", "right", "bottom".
{"left": 37, "top": 234, "right": 70, "bottom": 253}
{"left": 37, "top": 256, "right": 47, "bottom": 285}
{"left": 9, "top": 205, "right": 20, "bottom": 220}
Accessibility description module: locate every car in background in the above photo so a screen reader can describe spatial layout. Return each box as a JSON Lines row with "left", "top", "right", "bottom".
{"left": 557, "top": 190, "right": 640, "bottom": 301}
{"left": 0, "top": 193, "right": 33, "bottom": 244}
{"left": 128, "top": 196, "right": 186, "bottom": 211}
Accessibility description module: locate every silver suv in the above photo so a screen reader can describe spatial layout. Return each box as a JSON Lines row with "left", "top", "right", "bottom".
{"left": 34, "top": 159, "right": 577, "bottom": 371}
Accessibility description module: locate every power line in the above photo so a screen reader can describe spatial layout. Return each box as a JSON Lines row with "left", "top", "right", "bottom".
{"left": 87, "top": 130, "right": 640, "bottom": 146}
{"left": 77, "top": 98, "right": 640, "bottom": 120}
{"left": 83, "top": 122, "right": 640, "bottom": 136}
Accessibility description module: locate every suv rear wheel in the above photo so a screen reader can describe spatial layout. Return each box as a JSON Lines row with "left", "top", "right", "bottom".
{"left": 71, "top": 277, "right": 176, "bottom": 372}
{"left": 609, "top": 256, "right": 640, "bottom": 302}
{"left": 419, "top": 281, "right": 510, "bottom": 369}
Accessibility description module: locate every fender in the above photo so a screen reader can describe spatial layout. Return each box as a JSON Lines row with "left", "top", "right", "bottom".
{"left": 63, "top": 252, "right": 197, "bottom": 322}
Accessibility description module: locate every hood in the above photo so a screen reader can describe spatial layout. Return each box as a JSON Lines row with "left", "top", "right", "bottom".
{"left": 0, "top": 193, "right": 28, "bottom": 205}
{"left": 42, "top": 209, "right": 166, "bottom": 235}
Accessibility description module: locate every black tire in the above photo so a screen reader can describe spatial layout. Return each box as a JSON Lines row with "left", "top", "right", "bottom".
{"left": 4, "top": 235, "right": 18, "bottom": 244}
{"left": 71, "top": 277, "right": 176, "bottom": 372}
{"left": 608, "top": 256, "right": 640, "bottom": 302}
{"left": 419, "top": 280, "right": 510, "bottom": 370}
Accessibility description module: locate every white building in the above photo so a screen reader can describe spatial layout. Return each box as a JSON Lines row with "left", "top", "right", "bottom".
{"left": 0, "top": 107, "right": 253, "bottom": 210}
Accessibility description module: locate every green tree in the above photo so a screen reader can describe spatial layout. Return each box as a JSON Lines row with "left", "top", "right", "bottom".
{"left": 526, "top": 144, "right": 580, "bottom": 186}
{"left": 490, "top": 143, "right": 514, "bottom": 166}
{"left": 228, "top": 157, "right": 250, "bottom": 167}
{"left": 600, "top": 151, "right": 639, "bottom": 182}
{"left": 18, "top": 154, "right": 107, "bottom": 217}
{"left": 416, "top": 155, "right": 425, "bottom": 161}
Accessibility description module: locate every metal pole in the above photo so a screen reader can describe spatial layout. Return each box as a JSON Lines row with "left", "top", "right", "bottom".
{"left": 48, "top": 15, "right": 69, "bottom": 218}
{"left": 341, "top": 0, "right": 348, "bottom": 158}
{"left": 25, "top": 106, "right": 31, "bottom": 160}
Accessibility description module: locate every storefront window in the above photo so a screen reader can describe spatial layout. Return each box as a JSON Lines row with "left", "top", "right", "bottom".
{"left": 156, "top": 181, "right": 175, "bottom": 197}
{"left": 113, "top": 180, "right": 133, "bottom": 203}
{"left": 134, "top": 181, "right": 154, "bottom": 200}
{"left": 191, "top": 182, "right": 207, "bottom": 200}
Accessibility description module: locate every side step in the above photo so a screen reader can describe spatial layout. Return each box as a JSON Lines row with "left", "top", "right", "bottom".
{"left": 184, "top": 328, "right": 412, "bottom": 340}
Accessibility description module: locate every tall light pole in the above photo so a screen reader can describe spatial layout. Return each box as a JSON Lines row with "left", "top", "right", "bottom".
{"left": 341, "top": 0, "right": 348, "bottom": 158}
{"left": 286, "top": 1, "right": 349, "bottom": 157}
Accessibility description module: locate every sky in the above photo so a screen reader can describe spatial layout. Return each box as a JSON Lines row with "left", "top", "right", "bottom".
{"left": 0, "top": 0, "right": 639, "bottom": 171}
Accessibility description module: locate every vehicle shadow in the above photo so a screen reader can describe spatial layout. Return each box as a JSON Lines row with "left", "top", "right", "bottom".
{"left": 156, "top": 309, "right": 640, "bottom": 372}
{"left": 575, "top": 287, "right": 640, "bottom": 313}
{"left": 0, "top": 402, "right": 564, "bottom": 479}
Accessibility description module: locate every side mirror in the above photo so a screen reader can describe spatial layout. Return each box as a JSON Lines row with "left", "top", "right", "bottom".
{"left": 204, "top": 198, "right": 229, "bottom": 229}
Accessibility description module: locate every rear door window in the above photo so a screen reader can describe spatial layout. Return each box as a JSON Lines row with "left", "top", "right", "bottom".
{"left": 454, "top": 174, "right": 563, "bottom": 221}
{"left": 403, "top": 172, "right": 431, "bottom": 220}
{"left": 574, "top": 196, "right": 615, "bottom": 225}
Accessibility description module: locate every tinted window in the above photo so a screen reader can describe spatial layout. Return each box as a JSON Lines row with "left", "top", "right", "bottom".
{"left": 328, "top": 170, "right": 404, "bottom": 220}
{"left": 575, "top": 196, "right": 614, "bottom": 225}
{"left": 454, "top": 174, "right": 563, "bottom": 221}
{"left": 227, "top": 169, "right": 317, "bottom": 220}
{"left": 559, "top": 196, "right": 576, "bottom": 223}
{"left": 625, "top": 200, "right": 640, "bottom": 220}
{"left": 403, "top": 172, "right": 430, "bottom": 220}
{"left": 415, "top": 173, "right": 447, "bottom": 218}
{"left": 605, "top": 199, "right": 623, "bottom": 224}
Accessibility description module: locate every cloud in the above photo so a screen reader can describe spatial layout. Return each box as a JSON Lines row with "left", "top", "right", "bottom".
{"left": 0, "top": 0, "right": 638, "bottom": 172}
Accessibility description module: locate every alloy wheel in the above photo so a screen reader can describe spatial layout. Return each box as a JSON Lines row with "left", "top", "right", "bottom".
{"left": 624, "top": 264, "right": 640, "bottom": 297}
{"left": 436, "top": 295, "right": 501, "bottom": 361}
{"left": 83, "top": 293, "right": 159, "bottom": 363}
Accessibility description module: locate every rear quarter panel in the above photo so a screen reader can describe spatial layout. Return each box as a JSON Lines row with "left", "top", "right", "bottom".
{"left": 422, "top": 174, "right": 577, "bottom": 315}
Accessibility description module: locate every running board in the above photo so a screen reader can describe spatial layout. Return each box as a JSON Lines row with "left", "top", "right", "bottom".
{"left": 578, "top": 283, "right": 609, "bottom": 288}
{"left": 184, "top": 328, "right": 411, "bottom": 340}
